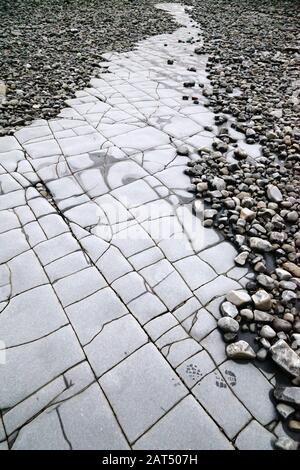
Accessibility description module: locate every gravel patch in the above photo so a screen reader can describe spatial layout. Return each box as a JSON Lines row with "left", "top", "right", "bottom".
{"left": 0, "top": 0, "right": 176, "bottom": 135}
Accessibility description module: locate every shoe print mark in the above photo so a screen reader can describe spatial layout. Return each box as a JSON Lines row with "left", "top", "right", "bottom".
{"left": 185, "top": 363, "right": 203, "bottom": 382}
{"left": 225, "top": 369, "right": 237, "bottom": 387}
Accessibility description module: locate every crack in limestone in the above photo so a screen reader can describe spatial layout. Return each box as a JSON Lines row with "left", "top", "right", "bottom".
{"left": 55, "top": 406, "right": 73, "bottom": 450}
{"left": 83, "top": 313, "right": 130, "bottom": 347}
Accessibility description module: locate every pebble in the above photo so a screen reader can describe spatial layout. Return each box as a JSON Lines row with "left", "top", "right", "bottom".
{"left": 226, "top": 340, "right": 256, "bottom": 360}
{"left": 184, "top": 80, "right": 196, "bottom": 88}
{"left": 281, "top": 290, "right": 297, "bottom": 304}
{"left": 177, "top": 145, "right": 189, "bottom": 156}
{"left": 260, "top": 338, "right": 271, "bottom": 349}
{"left": 234, "top": 148, "right": 248, "bottom": 160}
{"left": 269, "top": 232, "right": 285, "bottom": 244}
{"left": 282, "top": 262, "right": 300, "bottom": 278}
{"left": 249, "top": 237, "right": 273, "bottom": 253}
{"left": 197, "top": 182, "right": 208, "bottom": 192}
{"left": 260, "top": 325, "right": 276, "bottom": 339}
{"left": 252, "top": 290, "right": 272, "bottom": 311}
{"left": 270, "top": 340, "right": 300, "bottom": 377}
{"left": 257, "top": 273, "right": 275, "bottom": 290}
{"left": 240, "top": 309, "right": 254, "bottom": 321}
{"left": 240, "top": 207, "right": 256, "bottom": 221}
{"left": 279, "top": 281, "right": 297, "bottom": 291}
{"left": 267, "top": 184, "right": 283, "bottom": 203}
{"left": 256, "top": 348, "right": 268, "bottom": 361}
{"left": 288, "top": 420, "right": 300, "bottom": 432}
{"left": 217, "top": 316, "right": 239, "bottom": 333}
{"left": 253, "top": 310, "right": 274, "bottom": 323}
{"left": 291, "top": 334, "right": 300, "bottom": 347}
{"left": 212, "top": 176, "right": 226, "bottom": 190}
{"left": 275, "top": 268, "right": 292, "bottom": 281}
{"left": 234, "top": 251, "right": 248, "bottom": 266}
{"left": 275, "top": 436, "right": 298, "bottom": 451}
{"left": 194, "top": 46, "right": 203, "bottom": 54}
{"left": 220, "top": 301, "right": 239, "bottom": 318}
{"left": 286, "top": 211, "right": 298, "bottom": 223}
{"left": 226, "top": 290, "right": 251, "bottom": 307}
{"left": 276, "top": 403, "right": 295, "bottom": 420}
{"left": 274, "top": 386, "right": 300, "bottom": 407}
{"left": 272, "top": 318, "right": 292, "bottom": 333}
{"left": 204, "top": 209, "right": 217, "bottom": 219}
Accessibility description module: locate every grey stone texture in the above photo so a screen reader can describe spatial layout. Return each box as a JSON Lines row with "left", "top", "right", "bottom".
{"left": 0, "top": 2, "right": 277, "bottom": 450}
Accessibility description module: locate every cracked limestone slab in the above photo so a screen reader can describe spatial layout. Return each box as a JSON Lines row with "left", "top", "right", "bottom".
{"left": 219, "top": 361, "right": 277, "bottom": 425}
{"left": 193, "top": 370, "right": 252, "bottom": 440}
{"left": 66, "top": 286, "right": 128, "bottom": 345}
{"left": 3, "top": 361, "right": 94, "bottom": 436}
{"left": 85, "top": 315, "right": 148, "bottom": 377}
{"left": 100, "top": 343, "right": 187, "bottom": 443}
{"left": 176, "top": 350, "right": 214, "bottom": 389}
{"left": 235, "top": 420, "right": 275, "bottom": 450}
{"left": 183, "top": 308, "right": 217, "bottom": 343}
{"left": 0, "top": 325, "right": 85, "bottom": 409}
{"left": 53, "top": 266, "right": 106, "bottom": 307}
{"left": 133, "top": 395, "right": 233, "bottom": 450}
{"left": 0, "top": 285, "right": 68, "bottom": 347}
{"left": 12, "top": 383, "right": 129, "bottom": 450}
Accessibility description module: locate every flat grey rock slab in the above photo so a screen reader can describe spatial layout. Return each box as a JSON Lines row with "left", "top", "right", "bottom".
{"left": 174, "top": 255, "right": 216, "bottom": 290}
{"left": 183, "top": 308, "right": 217, "bottom": 342}
{"left": 193, "top": 370, "right": 251, "bottom": 439}
{"left": 176, "top": 350, "right": 215, "bottom": 388}
{"left": 201, "top": 328, "right": 227, "bottom": 365}
{"left": 34, "top": 233, "right": 79, "bottom": 265}
{"left": 219, "top": 361, "right": 277, "bottom": 425}
{"left": 235, "top": 420, "right": 275, "bottom": 450}
{"left": 12, "top": 384, "right": 129, "bottom": 450}
{"left": 0, "top": 285, "right": 68, "bottom": 347}
{"left": 0, "top": 228, "right": 29, "bottom": 264}
{"left": 195, "top": 276, "right": 241, "bottom": 306}
{"left": 53, "top": 266, "right": 106, "bottom": 307}
{"left": 45, "top": 251, "right": 91, "bottom": 282}
{"left": 85, "top": 315, "right": 148, "bottom": 377}
{"left": 145, "top": 312, "right": 179, "bottom": 342}
{"left": 7, "top": 250, "right": 48, "bottom": 297}
{"left": 0, "top": 325, "right": 84, "bottom": 409}
{"left": 66, "top": 287, "right": 128, "bottom": 345}
{"left": 3, "top": 362, "right": 94, "bottom": 436}
{"left": 100, "top": 344, "right": 187, "bottom": 443}
{"left": 200, "top": 241, "right": 237, "bottom": 274}
{"left": 0, "top": 441, "right": 8, "bottom": 450}
{"left": 133, "top": 395, "right": 233, "bottom": 450}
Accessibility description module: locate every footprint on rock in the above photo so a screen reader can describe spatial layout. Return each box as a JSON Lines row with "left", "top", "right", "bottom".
{"left": 225, "top": 369, "right": 237, "bottom": 387}
{"left": 215, "top": 372, "right": 227, "bottom": 388}
{"left": 185, "top": 363, "right": 203, "bottom": 382}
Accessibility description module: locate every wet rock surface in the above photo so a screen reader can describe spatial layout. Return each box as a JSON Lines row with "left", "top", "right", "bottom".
{"left": 0, "top": 0, "right": 176, "bottom": 136}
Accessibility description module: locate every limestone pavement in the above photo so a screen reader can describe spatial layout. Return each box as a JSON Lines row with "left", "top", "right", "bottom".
{"left": 0, "top": 3, "right": 277, "bottom": 450}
